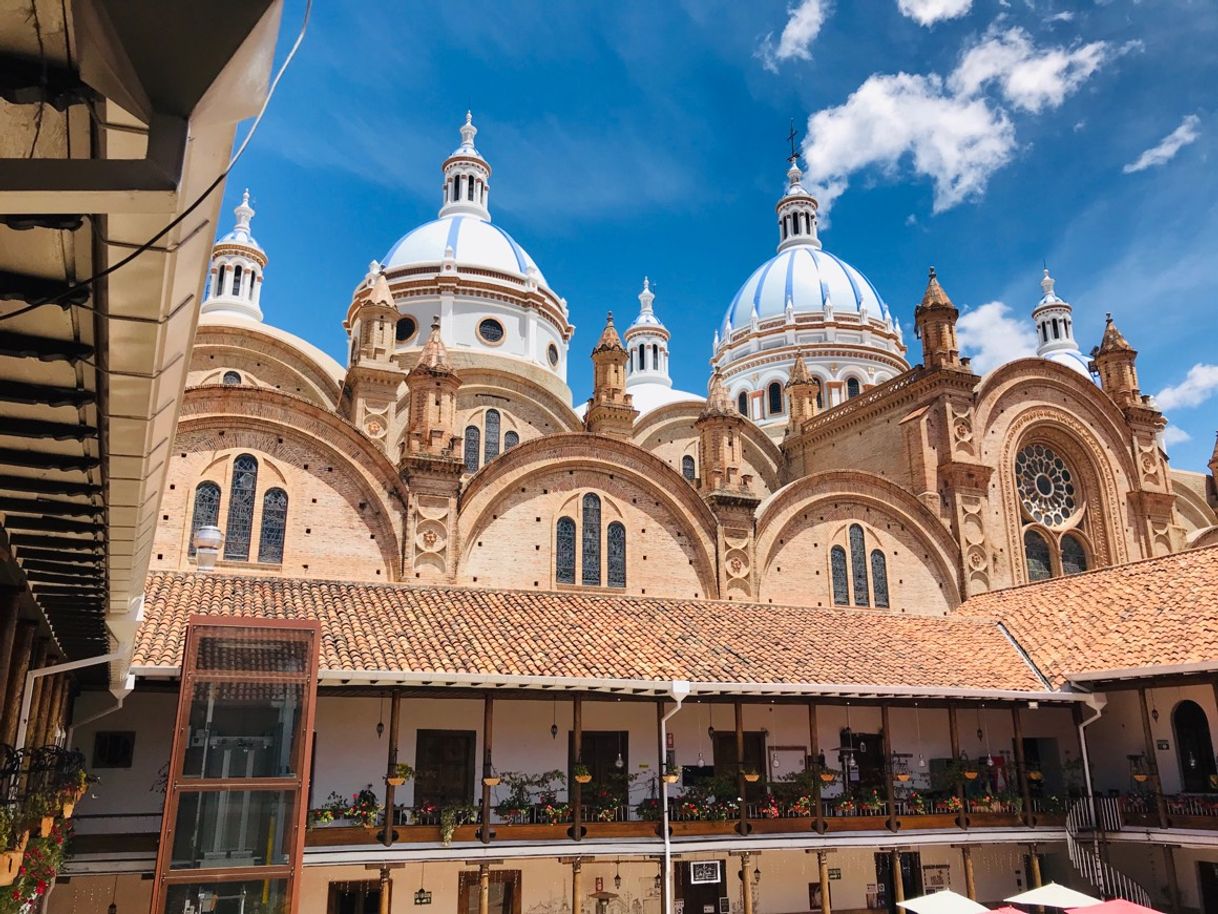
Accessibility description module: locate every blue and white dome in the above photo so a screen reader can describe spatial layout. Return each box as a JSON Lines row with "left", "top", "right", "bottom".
{"left": 723, "top": 246, "right": 889, "bottom": 335}
{"left": 383, "top": 215, "right": 546, "bottom": 285}
{"left": 1033, "top": 269, "right": 1091, "bottom": 379}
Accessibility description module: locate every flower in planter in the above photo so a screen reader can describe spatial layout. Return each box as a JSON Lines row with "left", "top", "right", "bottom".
{"left": 635, "top": 798, "right": 663, "bottom": 821}
{"left": 387, "top": 763, "right": 415, "bottom": 786}
{"left": 757, "top": 795, "right": 781, "bottom": 819}
{"left": 788, "top": 795, "right": 813, "bottom": 817}
{"left": 572, "top": 763, "right": 592, "bottom": 784}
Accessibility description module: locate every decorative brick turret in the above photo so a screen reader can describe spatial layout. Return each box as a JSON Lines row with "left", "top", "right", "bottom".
{"left": 584, "top": 312, "right": 637, "bottom": 438}
{"left": 784, "top": 352, "right": 820, "bottom": 437}
{"left": 914, "top": 267, "right": 964, "bottom": 371}
{"left": 402, "top": 316, "right": 462, "bottom": 462}
{"left": 696, "top": 373, "right": 754, "bottom": 497}
{"left": 1090, "top": 313, "right": 1141, "bottom": 409}
{"left": 342, "top": 267, "right": 403, "bottom": 450}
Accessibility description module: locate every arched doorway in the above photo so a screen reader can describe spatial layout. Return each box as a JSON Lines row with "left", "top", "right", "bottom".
{"left": 1172, "top": 700, "right": 1217, "bottom": 793}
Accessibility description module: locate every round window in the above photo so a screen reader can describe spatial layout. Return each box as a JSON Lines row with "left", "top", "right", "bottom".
{"left": 547, "top": 343, "right": 560, "bottom": 367}
{"left": 395, "top": 316, "right": 417, "bottom": 343}
{"left": 478, "top": 318, "right": 505, "bottom": 344}
{"left": 1015, "top": 443, "right": 1076, "bottom": 527}
{"left": 222, "top": 371, "right": 241, "bottom": 386}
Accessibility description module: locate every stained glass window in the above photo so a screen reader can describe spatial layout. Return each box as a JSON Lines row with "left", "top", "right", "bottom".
{"left": 1024, "top": 529, "right": 1052, "bottom": 581}
{"left": 871, "top": 549, "right": 889, "bottom": 608}
{"left": 478, "top": 319, "right": 504, "bottom": 343}
{"left": 581, "top": 493, "right": 601, "bottom": 586}
{"left": 222, "top": 371, "right": 241, "bottom": 386}
{"left": 463, "top": 427, "right": 480, "bottom": 473}
{"left": 556, "top": 517, "right": 576, "bottom": 584}
{"left": 849, "top": 524, "right": 869, "bottom": 606}
{"left": 830, "top": 546, "right": 849, "bottom": 605}
{"left": 258, "top": 488, "right": 288, "bottom": 564}
{"left": 224, "top": 454, "right": 258, "bottom": 561}
{"left": 1014, "top": 443, "right": 1076, "bottom": 527}
{"left": 768, "top": 382, "right": 783, "bottom": 415}
{"left": 846, "top": 377, "right": 861, "bottom": 399}
{"left": 504, "top": 431, "right": 520, "bottom": 450}
{"left": 1061, "top": 534, "right": 1087, "bottom": 576}
{"left": 737, "top": 392, "right": 749, "bottom": 416}
{"left": 484, "top": 409, "right": 501, "bottom": 462}
{"left": 607, "top": 522, "right": 626, "bottom": 588}
{"left": 681, "top": 455, "right": 695, "bottom": 481}
{"left": 188, "top": 482, "right": 221, "bottom": 557}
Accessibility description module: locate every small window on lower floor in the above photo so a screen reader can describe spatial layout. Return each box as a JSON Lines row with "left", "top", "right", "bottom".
{"left": 93, "top": 730, "right": 136, "bottom": 768}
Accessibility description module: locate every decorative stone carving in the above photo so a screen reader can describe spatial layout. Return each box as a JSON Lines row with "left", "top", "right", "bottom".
{"left": 410, "top": 493, "right": 454, "bottom": 579}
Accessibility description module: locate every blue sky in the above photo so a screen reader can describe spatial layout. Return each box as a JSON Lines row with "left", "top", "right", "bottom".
{"left": 224, "top": 0, "right": 1216, "bottom": 472}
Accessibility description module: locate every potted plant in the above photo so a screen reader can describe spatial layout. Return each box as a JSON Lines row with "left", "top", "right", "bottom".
{"left": 572, "top": 763, "right": 592, "bottom": 784}
{"left": 387, "top": 763, "right": 414, "bottom": 787}
{"left": 347, "top": 786, "right": 383, "bottom": 828}
{"left": 742, "top": 767, "right": 761, "bottom": 784}
{"left": 23, "top": 791, "right": 58, "bottom": 839}
{"left": 0, "top": 806, "right": 30, "bottom": 889}
{"left": 439, "top": 805, "right": 476, "bottom": 846}
{"left": 662, "top": 763, "right": 680, "bottom": 784}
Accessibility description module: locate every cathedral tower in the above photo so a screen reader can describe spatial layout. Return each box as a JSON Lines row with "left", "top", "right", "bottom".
{"left": 914, "top": 267, "right": 963, "bottom": 371}
{"left": 1091, "top": 314, "right": 1141, "bottom": 409}
{"left": 584, "top": 312, "right": 638, "bottom": 438}
{"left": 1032, "top": 268, "right": 1089, "bottom": 376}
{"left": 784, "top": 352, "right": 820, "bottom": 438}
{"left": 341, "top": 267, "right": 403, "bottom": 449}
{"left": 202, "top": 189, "right": 266, "bottom": 321}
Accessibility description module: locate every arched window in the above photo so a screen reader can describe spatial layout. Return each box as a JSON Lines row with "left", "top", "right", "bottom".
{"left": 258, "top": 488, "right": 288, "bottom": 564}
{"left": 484, "top": 409, "right": 501, "bottom": 463}
{"left": 652, "top": 344, "right": 658, "bottom": 368}
{"left": 1173, "top": 700, "right": 1218, "bottom": 793}
{"left": 846, "top": 377, "right": 861, "bottom": 399}
{"left": 504, "top": 430, "right": 520, "bottom": 450}
{"left": 815, "top": 385, "right": 823, "bottom": 409}
{"left": 767, "top": 382, "right": 783, "bottom": 416}
{"left": 830, "top": 546, "right": 849, "bottom": 605}
{"left": 681, "top": 455, "right": 695, "bottom": 482}
{"left": 737, "top": 392, "right": 749, "bottom": 416}
{"left": 1052, "top": 318, "right": 1060, "bottom": 339}
{"left": 581, "top": 493, "right": 601, "bottom": 586}
{"left": 468, "top": 177, "right": 476, "bottom": 201}
{"left": 1061, "top": 534, "right": 1087, "bottom": 575}
{"left": 232, "top": 265, "right": 243, "bottom": 298}
{"left": 848, "top": 524, "right": 870, "bottom": 606}
{"left": 607, "top": 522, "right": 626, "bottom": 588}
{"left": 224, "top": 454, "right": 258, "bottom": 561}
{"left": 463, "top": 426, "right": 480, "bottom": 473}
{"left": 222, "top": 371, "right": 241, "bottom": 386}
{"left": 215, "top": 266, "right": 227, "bottom": 297}
{"left": 556, "top": 517, "right": 576, "bottom": 584}
{"left": 639, "top": 343, "right": 646, "bottom": 371}
{"left": 188, "top": 482, "right": 221, "bottom": 557}
{"left": 1024, "top": 530, "right": 1052, "bottom": 581}
{"left": 247, "top": 273, "right": 256, "bottom": 299}
{"left": 871, "top": 550, "right": 889, "bottom": 608}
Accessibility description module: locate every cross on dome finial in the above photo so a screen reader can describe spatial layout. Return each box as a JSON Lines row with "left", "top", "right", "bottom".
{"left": 459, "top": 111, "right": 477, "bottom": 151}
{"left": 1041, "top": 267, "right": 1056, "bottom": 297}
{"left": 234, "top": 188, "right": 254, "bottom": 229}
{"left": 638, "top": 276, "right": 655, "bottom": 313}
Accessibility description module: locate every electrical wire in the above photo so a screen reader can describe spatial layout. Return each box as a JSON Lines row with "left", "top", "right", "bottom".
{"left": 0, "top": 0, "right": 312, "bottom": 324}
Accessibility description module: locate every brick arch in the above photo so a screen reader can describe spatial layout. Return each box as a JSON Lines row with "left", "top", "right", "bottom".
{"left": 458, "top": 433, "right": 719, "bottom": 597}
{"left": 190, "top": 322, "right": 344, "bottom": 409}
{"left": 755, "top": 470, "right": 962, "bottom": 610}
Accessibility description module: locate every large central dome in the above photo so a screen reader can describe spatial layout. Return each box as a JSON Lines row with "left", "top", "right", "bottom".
{"left": 383, "top": 215, "right": 546, "bottom": 284}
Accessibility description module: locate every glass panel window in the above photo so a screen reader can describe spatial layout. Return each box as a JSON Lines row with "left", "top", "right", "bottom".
{"left": 768, "top": 382, "right": 783, "bottom": 415}
{"left": 257, "top": 488, "right": 288, "bottom": 564}
{"left": 846, "top": 377, "right": 861, "bottom": 399}
{"left": 556, "top": 516, "right": 576, "bottom": 584}
{"left": 681, "top": 455, "right": 695, "bottom": 481}
{"left": 182, "top": 680, "right": 306, "bottom": 779}
{"left": 221, "top": 371, "right": 241, "bottom": 386}
{"left": 607, "top": 522, "right": 626, "bottom": 588}
{"left": 1015, "top": 443, "right": 1076, "bottom": 528}
{"left": 737, "top": 392, "right": 749, "bottom": 416}
{"left": 1024, "top": 529, "right": 1052, "bottom": 581}
{"left": 164, "top": 879, "right": 289, "bottom": 914}
{"left": 830, "top": 546, "right": 849, "bottom": 605}
{"left": 504, "top": 430, "right": 520, "bottom": 450}
{"left": 463, "top": 426, "right": 480, "bottom": 473}
{"left": 1061, "top": 534, "right": 1088, "bottom": 575}
{"left": 170, "top": 790, "right": 294, "bottom": 869}
{"left": 581, "top": 493, "right": 602, "bottom": 586}
{"left": 223, "top": 454, "right": 258, "bottom": 561}
{"left": 871, "top": 550, "right": 889, "bottom": 608}
{"left": 189, "top": 482, "right": 221, "bottom": 557}
{"left": 484, "top": 409, "right": 501, "bottom": 462}
{"left": 849, "top": 524, "right": 870, "bottom": 606}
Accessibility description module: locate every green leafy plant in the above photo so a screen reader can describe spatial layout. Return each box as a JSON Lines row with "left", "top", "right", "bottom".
{"left": 0, "top": 822, "right": 67, "bottom": 914}
{"left": 387, "top": 763, "right": 415, "bottom": 785}
{"left": 572, "top": 763, "right": 591, "bottom": 783}
{"left": 439, "top": 805, "right": 477, "bottom": 845}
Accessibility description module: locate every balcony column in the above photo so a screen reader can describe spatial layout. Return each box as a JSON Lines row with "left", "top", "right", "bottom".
{"left": 1137, "top": 686, "right": 1169, "bottom": 828}
{"left": 1162, "top": 845, "right": 1181, "bottom": 914}
{"left": 959, "top": 845, "right": 976, "bottom": 900}
{"left": 1011, "top": 706, "right": 1033, "bottom": 826}
{"left": 889, "top": 849, "right": 904, "bottom": 904}
{"left": 572, "top": 697, "right": 583, "bottom": 840}
{"left": 817, "top": 851, "right": 832, "bottom": 914}
{"left": 948, "top": 704, "right": 967, "bottom": 830}
{"left": 0, "top": 588, "right": 19, "bottom": 718}
{"left": 380, "top": 867, "right": 393, "bottom": 914}
{"left": 381, "top": 689, "right": 402, "bottom": 846}
{"left": 0, "top": 619, "right": 35, "bottom": 745}
{"left": 808, "top": 702, "right": 825, "bottom": 833}
{"left": 735, "top": 700, "right": 749, "bottom": 835}
{"left": 480, "top": 694, "right": 494, "bottom": 844}
{"left": 1027, "top": 844, "right": 1042, "bottom": 887}
{"left": 571, "top": 858, "right": 584, "bottom": 914}
{"left": 21, "top": 638, "right": 50, "bottom": 748}
{"left": 478, "top": 863, "right": 491, "bottom": 914}
{"left": 34, "top": 673, "right": 64, "bottom": 748}
{"left": 882, "top": 704, "right": 897, "bottom": 832}
{"left": 735, "top": 851, "right": 755, "bottom": 914}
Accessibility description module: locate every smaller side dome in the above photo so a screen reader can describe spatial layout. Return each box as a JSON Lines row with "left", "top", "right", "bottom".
{"left": 203, "top": 189, "right": 267, "bottom": 322}
{"left": 1032, "top": 268, "right": 1091, "bottom": 378}
{"left": 623, "top": 277, "right": 703, "bottom": 416}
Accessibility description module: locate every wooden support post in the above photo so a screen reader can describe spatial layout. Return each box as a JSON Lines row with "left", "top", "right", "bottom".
{"left": 1162, "top": 844, "right": 1181, "bottom": 914}
{"left": 21, "top": 639, "right": 49, "bottom": 748}
{"left": 34, "top": 674, "right": 63, "bottom": 748}
{"left": 738, "top": 852, "right": 754, "bottom": 914}
{"left": 379, "top": 866, "right": 392, "bottom": 914}
{"left": 381, "top": 689, "right": 402, "bottom": 846}
{"left": 809, "top": 701, "right": 825, "bottom": 833}
{"left": 572, "top": 697, "right": 583, "bottom": 841}
{"left": 571, "top": 858, "right": 583, "bottom": 914}
{"left": 882, "top": 704, "right": 897, "bottom": 832}
{"left": 1027, "top": 844, "right": 1042, "bottom": 887}
{"left": 0, "top": 589, "right": 19, "bottom": 716}
{"left": 1011, "top": 706, "right": 1033, "bottom": 826}
{"left": 735, "top": 700, "right": 749, "bottom": 834}
{"left": 1137, "top": 686, "right": 1170, "bottom": 829}
{"left": 960, "top": 846, "right": 976, "bottom": 900}
{"left": 478, "top": 863, "right": 491, "bottom": 914}
{"left": 817, "top": 851, "right": 832, "bottom": 914}
{"left": 949, "top": 704, "right": 967, "bottom": 830}
{"left": 0, "top": 621, "right": 37, "bottom": 746}
{"left": 890, "top": 849, "right": 904, "bottom": 904}
{"left": 481, "top": 694, "right": 494, "bottom": 844}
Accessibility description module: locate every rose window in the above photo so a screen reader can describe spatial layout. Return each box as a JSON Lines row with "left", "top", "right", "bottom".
{"left": 1015, "top": 443, "right": 1076, "bottom": 527}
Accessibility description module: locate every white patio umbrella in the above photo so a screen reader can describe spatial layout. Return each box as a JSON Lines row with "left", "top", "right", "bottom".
{"left": 1005, "top": 883, "right": 1104, "bottom": 908}
{"left": 895, "top": 889, "right": 988, "bottom": 914}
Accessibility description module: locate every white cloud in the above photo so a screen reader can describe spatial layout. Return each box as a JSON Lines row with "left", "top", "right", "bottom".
{"left": 1161, "top": 425, "right": 1192, "bottom": 447}
{"left": 1045, "top": 10, "right": 1074, "bottom": 23}
{"left": 758, "top": 0, "right": 831, "bottom": 72}
{"left": 1155, "top": 362, "right": 1218, "bottom": 410}
{"left": 897, "top": 0, "right": 973, "bottom": 26}
{"left": 956, "top": 301, "right": 1039, "bottom": 373}
{"left": 803, "top": 28, "right": 1118, "bottom": 214}
{"left": 950, "top": 27, "right": 1110, "bottom": 113}
{"left": 1123, "top": 115, "right": 1202, "bottom": 174}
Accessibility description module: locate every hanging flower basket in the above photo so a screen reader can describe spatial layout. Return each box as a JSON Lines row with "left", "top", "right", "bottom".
{"left": 61, "top": 801, "right": 76, "bottom": 819}
{"left": 1027, "top": 770, "right": 1044, "bottom": 782}
{"left": 819, "top": 771, "right": 836, "bottom": 784}
{"left": 1133, "top": 773, "right": 1149, "bottom": 783}
{"left": 895, "top": 773, "right": 911, "bottom": 783}
{"left": 482, "top": 775, "right": 501, "bottom": 787}
{"left": 39, "top": 816, "right": 55, "bottom": 839}
{"left": 743, "top": 771, "right": 761, "bottom": 783}
{"left": 963, "top": 769, "right": 979, "bottom": 781}
{"left": 573, "top": 764, "right": 592, "bottom": 784}
{"left": 387, "top": 763, "right": 415, "bottom": 787}
{"left": 662, "top": 766, "right": 680, "bottom": 784}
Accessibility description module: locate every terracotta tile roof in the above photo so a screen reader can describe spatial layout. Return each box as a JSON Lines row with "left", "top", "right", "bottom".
{"left": 958, "top": 545, "right": 1218, "bottom": 687}
{"left": 134, "top": 571, "right": 1049, "bottom": 694}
